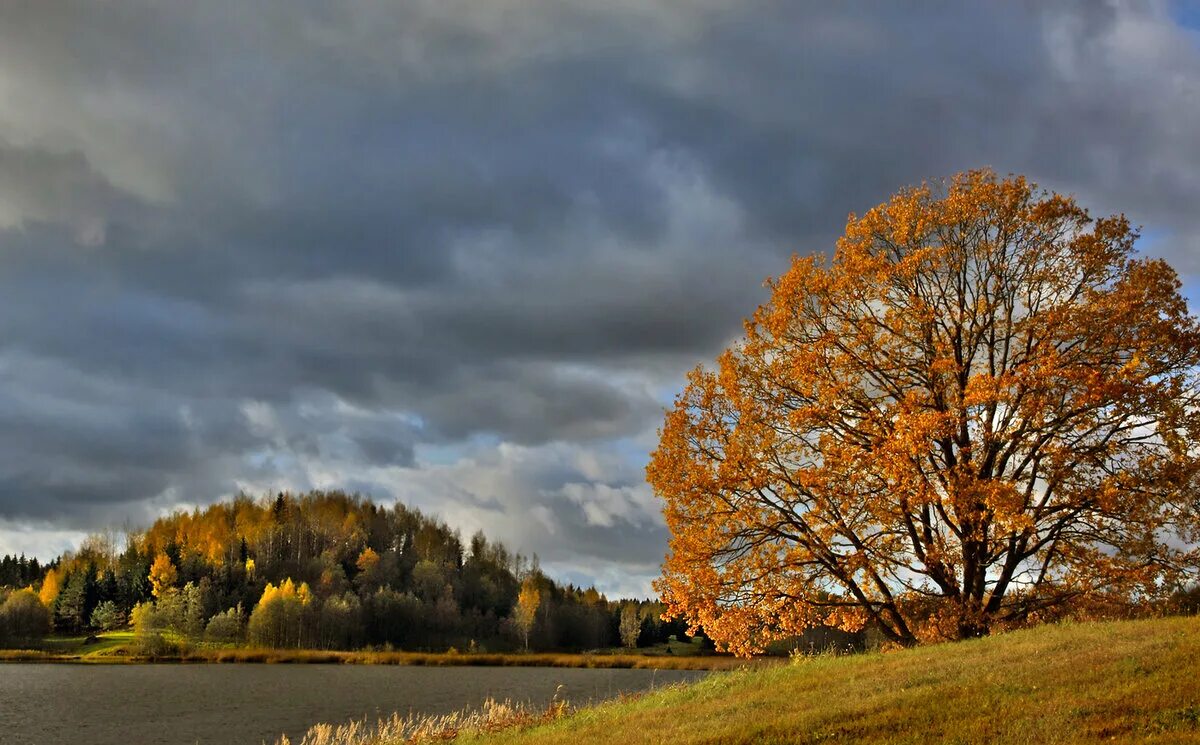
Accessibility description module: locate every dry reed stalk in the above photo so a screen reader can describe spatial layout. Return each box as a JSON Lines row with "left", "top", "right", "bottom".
{"left": 275, "top": 688, "right": 571, "bottom": 745}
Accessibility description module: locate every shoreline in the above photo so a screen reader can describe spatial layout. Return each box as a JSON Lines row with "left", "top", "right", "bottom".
{"left": 0, "top": 646, "right": 767, "bottom": 670}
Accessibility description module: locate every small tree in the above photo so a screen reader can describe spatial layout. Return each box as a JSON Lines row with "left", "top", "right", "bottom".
{"left": 319, "top": 593, "right": 364, "bottom": 650}
{"left": 53, "top": 569, "right": 95, "bottom": 634}
{"left": 180, "top": 582, "right": 207, "bottom": 638}
{"left": 90, "top": 600, "right": 125, "bottom": 632}
{"left": 38, "top": 567, "right": 62, "bottom": 608}
{"left": 130, "top": 601, "right": 174, "bottom": 657}
{"left": 204, "top": 606, "right": 244, "bottom": 644}
{"left": 619, "top": 604, "right": 641, "bottom": 650}
{"left": 130, "top": 600, "right": 162, "bottom": 632}
{"left": 412, "top": 559, "right": 450, "bottom": 601}
{"left": 352, "top": 547, "right": 384, "bottom": 594}
{"left": 247, "top": 578, "right": 313, "bottom": 648}
{"left": 148, "top": 553, "right": 178, "bottom": 599}
{"left": 0, "top": 589, "right": 52, "bottom": 646}
{"left": 153, "top": 589, "right": 185, "bottom": 632}
{"left": 513, "top": 578, "right": 541, "bottom": 652}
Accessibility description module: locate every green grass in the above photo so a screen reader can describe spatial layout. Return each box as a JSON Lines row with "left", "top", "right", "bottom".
{"left": 461, "top": 616, "right": 1200, "bottom": 745}
{"left": 37, "top": 631, "right": 137, "bottom": 657}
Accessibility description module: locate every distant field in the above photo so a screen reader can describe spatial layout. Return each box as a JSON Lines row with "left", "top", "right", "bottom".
{"left": 463, "top": 616, "right": 1200, "bottom": 744}
{"left": 0, "top": 633, "right": 757, "bottom": 670}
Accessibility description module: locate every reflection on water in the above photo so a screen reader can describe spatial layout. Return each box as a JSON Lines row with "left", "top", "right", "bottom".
{"left": 0, "top": 663, "right": 706, "bottom": 745}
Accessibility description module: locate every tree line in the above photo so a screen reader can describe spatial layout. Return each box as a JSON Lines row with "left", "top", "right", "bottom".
{"left": 0, "top": 490, "right": 689, "bottom": 653}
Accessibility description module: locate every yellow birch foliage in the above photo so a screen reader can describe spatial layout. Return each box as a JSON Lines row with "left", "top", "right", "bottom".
{"left": 38, "top": 567, "right": 62, "bottom": 607}
{"left": 248, "top": 578, "right": 314, "bottom": 648}
{"left": 148, "top": 552, "right": 178, "bottom": 599}
{"left": 514, "top": 578, "right": 541, "bottom": 651}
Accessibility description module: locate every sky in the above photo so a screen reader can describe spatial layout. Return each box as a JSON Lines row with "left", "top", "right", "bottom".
{"left": 0, "top": 0, "right": 1198, "bottom": 597}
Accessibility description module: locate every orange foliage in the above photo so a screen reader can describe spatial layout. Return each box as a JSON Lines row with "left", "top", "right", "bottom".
{"left": 648, "top": 170, "right": 1200, "bottom": 655}
{"left": 355, "top": 547, "right": 380, "bottom": 574}
{"left": 134, "top": 492, "right": 373, "bottom": 583}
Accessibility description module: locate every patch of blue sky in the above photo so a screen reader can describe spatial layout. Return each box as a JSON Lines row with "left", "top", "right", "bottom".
{"left": 1137, "top": 227, "right": 1171, "bottom": 248}
{"left": 1139, "top": 227, "right": 1200, "bottom": 309}
{"left": 652, "top": 379, "right": 688, "bottom": 406}
{"left": 1170, "top": 0, "right": 1200, "bottom": 33}
{"left": 610, "top": 436, "right": 657, "bottom": 470}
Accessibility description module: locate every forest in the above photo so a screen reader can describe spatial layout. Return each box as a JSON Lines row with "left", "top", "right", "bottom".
{"left": 0, "top": 491, "right": 688, "bottom": 653}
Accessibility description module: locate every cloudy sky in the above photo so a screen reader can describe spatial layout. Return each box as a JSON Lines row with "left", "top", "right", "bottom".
{"left": 0, "top": 0, "right": 1198, "bottom": 596}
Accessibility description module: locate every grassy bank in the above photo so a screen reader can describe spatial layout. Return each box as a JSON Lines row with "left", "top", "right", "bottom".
{"left": 0, "top": 633, "right": 756, "bottom": 670}
{"left": 453, "top": 616, "right": 1200, "bottom": 744}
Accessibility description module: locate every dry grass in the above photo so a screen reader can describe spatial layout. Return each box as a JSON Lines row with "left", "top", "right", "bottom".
{"left": 276, "top": 693, "right": 573, "bottom": 745}
{"left": 465, "top": 615, "right": 1200, "bottom": 744}
{"left": 0, "top": 649, "right": 56, "bottom": 661}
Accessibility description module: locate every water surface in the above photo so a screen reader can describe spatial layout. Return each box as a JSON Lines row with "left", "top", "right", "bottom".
{"left": 0, "top": 663, "right": 706, "bottom": 745}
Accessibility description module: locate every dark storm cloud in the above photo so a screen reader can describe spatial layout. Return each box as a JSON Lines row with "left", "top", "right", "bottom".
{"left": 0, "top": 0, "right": 1198, "bottom": 591}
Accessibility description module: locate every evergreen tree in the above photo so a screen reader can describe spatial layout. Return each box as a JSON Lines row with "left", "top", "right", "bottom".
{"left": 53, "top": 569, "right": 97, "bottom": 633}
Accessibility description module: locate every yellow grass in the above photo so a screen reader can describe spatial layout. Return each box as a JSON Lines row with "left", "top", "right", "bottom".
{"left": 278, "top": 696, "right": 572, "bottom": 745}
{"left": 458, "top": 615, "right": 1200, "bottom": 744}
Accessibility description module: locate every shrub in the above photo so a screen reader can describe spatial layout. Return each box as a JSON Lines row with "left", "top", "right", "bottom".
{"left": 131, "top": 601, "right": 166, "bottom": 632}
{"left": 132, "top": 630, "right": 177, "bottom": 658}
{"left": 0, "top": 589, "right": 52, "bottom": 647}
{"left": 205, "top": 607, "right": 243, "bottom": 644}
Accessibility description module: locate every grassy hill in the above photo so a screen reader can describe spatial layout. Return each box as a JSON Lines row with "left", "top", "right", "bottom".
{"left": 466, "top": 616, "right": 1200, "bottom": 744}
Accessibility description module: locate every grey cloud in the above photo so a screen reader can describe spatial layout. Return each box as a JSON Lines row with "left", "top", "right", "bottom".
{"left": 0, "top": 144, "right": 125, "bottom": 243}
{"left": 410, "top": 363, "right": 660, "bottom": 444}
{"left": 383, "top": 441, "right": 669, "bottom": 569}
{"left": 0, "top": 0, "right": 1198, "bottom": 591}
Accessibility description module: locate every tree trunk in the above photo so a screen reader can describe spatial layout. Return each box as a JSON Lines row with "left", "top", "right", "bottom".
{"left": 956, "top": 620, "right": 989, "bottom": 639}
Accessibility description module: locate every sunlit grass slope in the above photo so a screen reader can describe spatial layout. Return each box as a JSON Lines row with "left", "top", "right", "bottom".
{"left": 472, "top": 616, "right": 1200, "bottom": 744}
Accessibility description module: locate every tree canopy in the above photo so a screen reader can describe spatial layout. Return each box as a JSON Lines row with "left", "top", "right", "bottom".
{"left": 1, "top": 490, "right": 690, "bottom": 653}
{"left": 649, "top": 170, "right": 1200, "bottom": 654}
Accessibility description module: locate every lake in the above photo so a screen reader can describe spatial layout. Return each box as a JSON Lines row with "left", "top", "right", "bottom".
{"left": 0, "top": 663, "right": 707, "bottom": 744}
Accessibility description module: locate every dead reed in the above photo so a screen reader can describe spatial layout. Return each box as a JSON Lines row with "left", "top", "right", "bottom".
{"left": 275, "top": 690, "right": 572, "bottom": 745}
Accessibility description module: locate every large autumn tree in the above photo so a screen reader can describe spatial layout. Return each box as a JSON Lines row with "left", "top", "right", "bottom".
{"left": 648, "top": 170, "right": 1200, "bottom": 654}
